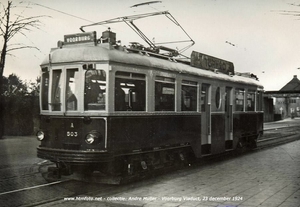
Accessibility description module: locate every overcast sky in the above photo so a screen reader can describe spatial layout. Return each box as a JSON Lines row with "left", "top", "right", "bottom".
{"left": 3, "top": 0, "right": 300, "bottom": 90}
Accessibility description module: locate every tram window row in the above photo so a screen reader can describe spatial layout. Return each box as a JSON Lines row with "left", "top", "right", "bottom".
{"left": 113, "top": 70, "right": 262, "bottom": 113}
{"left": 40, "top": 66, "right": 263, "bottom": 114}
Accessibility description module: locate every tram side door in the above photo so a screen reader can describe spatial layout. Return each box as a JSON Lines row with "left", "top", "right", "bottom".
{"left": 225, "top": 87, "right": 233, "bottom": 150}
{"left": 201, "top": 84, "right": 211, "bottom": 155}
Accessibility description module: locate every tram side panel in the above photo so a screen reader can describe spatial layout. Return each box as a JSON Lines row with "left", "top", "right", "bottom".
{"left": 233, "top": 112, "right": 263, "bottom": 148}
{"left": 107, "top": 115, "right": 201, "bottom": 154}
{"left": 210, "top": 114, "right": 226, "bottom": 154}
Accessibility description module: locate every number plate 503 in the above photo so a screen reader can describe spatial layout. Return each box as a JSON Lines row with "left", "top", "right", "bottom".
{"left": 67, "top": 131, "right": 78, "bottom": 137}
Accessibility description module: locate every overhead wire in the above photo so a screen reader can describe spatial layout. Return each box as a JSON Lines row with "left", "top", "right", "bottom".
{"left": 28, "top": 1, "right": 95, "bottom": 24}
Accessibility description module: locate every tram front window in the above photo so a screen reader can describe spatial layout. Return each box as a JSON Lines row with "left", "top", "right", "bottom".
{"left": 51, "top": 70, "right": 62, "bottom": 111}
{"left": 84, "top": 69, "right": 106, "bottom": 111}
{"left": 66, "top": 69, "right": 79, "bottom": 111}
{"left": 41, "top": 70, "right": 49, "bottom": 110}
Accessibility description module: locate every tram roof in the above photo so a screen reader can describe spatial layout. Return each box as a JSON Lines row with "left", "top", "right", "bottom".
{"left": 41, "top": 44, "right": 263, "bottom": 88}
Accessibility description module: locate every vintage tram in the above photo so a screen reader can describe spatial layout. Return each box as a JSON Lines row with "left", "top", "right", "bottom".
{"left": 37, "top": 11, "right": 263, "bottom": 180}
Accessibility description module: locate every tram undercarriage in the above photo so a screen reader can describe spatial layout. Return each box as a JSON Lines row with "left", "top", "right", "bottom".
{"left": 40, "top": 135, "right": 259, "bottom": 184}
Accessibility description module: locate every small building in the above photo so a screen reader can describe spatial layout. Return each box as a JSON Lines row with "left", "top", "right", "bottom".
{"left": 264, "top": 75, "right": 300, "bottom": 122}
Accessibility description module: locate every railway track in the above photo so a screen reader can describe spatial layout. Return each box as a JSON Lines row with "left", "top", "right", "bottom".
{"left": 258, "top": 125, "right": 300, "bottom": 148}
{"left": 0, "top": 174, "right": 118, "bottom": 207}
{"left": 0, "top": 125, "right": 299, "bottom": 207}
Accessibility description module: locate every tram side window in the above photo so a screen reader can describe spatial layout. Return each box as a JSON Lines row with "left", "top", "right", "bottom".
{"left": 247, "top": 90, "right": 255, "bottom": 111}
{"left": 51, "top": 70, "right": 62, "bottom": 111}
{"left": 201, "top": 84, "right": 210, "bottom": 112}
{"left": 155, "top": 76, "right": 175, "bottom": 111}
{"left": 235, "top": 89, "right": 244, "bottom": 111}
{"left": 181, "top": 80, "right": 197, "bottom": 111}
{"left": 115, "top": 72, "right": 146, "bottom": 111}
{"left": 84, "top": 70, "right": 106, "bottom": 110}
{"left": 256, "top": 91, "right": 262, "bottom": 111}
{"left": 66, "top": 69, "right": 79, "bottom": 111}
{"left": 41, "top": 70, "right": 49, "bottom": 110}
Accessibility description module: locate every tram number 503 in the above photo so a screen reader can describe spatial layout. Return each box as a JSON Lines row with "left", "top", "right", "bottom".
{"left": 67, "top": 131, "right": 78, "bottom": 137}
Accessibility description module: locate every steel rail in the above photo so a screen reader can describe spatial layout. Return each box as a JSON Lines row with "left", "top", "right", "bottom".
{"left": 0, "top": 180, "right": 70, "bottom": 196}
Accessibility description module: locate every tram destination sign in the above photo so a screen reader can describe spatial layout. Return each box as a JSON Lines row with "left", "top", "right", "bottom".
{"left": 191, "top": 51, "right": 234, "bottom": 75}
{"left": 64, "top": 31, "right": 97, "bottom": 45}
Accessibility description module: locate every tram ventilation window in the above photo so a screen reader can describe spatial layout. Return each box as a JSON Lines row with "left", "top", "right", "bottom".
{"left": 215, "top": 87, "right": 221, "bottom": 110}
{"left": 115, "top": 72, "right": 146, "bottom": 111}
{"left": 155, "top": 76, "right": 175, "bottom": 111}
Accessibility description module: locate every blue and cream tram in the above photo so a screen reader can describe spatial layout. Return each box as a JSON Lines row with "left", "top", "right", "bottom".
{"left": 37, "top": 14, "right": 263, "bottom": 178}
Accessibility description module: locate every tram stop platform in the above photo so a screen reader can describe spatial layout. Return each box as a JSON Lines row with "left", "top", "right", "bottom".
{"left": 46, "top": 118, "right": 300, "bottom": 207}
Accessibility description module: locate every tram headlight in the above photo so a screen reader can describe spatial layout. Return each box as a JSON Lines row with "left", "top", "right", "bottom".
{"left": 85, "top": 131, "right": 101, "bottom": 145}
{"left": 36, "top": 131, "right": 45, "bottom": 141}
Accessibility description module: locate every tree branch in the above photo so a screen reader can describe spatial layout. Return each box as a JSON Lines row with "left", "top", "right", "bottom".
{"left": 8, "top": 18, "right": 42, "bottom": 39}
{"left": 1, "top": 1, "right": 48, "bottom": 79}
{"left": 7, "top": 45, "right": 40, "bottom": 52}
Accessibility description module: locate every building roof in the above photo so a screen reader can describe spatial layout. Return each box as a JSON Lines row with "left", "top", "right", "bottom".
{"left": 280, "top": 75, "right": 300, "bottom": 91}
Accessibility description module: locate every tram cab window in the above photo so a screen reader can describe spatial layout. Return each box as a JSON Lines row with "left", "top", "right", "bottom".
{"left": 247, "top": 90, "right": 255, "bottom": 111}
{"left": 84, "top": 70, "right": 106, "bottom": 110}
{"left": 41, "top": 70, "right": 49, "bottom": 110}
{"left": 235, "top": 89, "right": 244, "bottom": 111}
{"left": 115, "top": 72, "right": 145, "bottom": 111}
{"left": 66, "top": 69, "right": 79, "bottom": 111}
{"left": 155, "top": 76, "right": 175, "bottom": 111}
{"left": 51, "top": 70, "right": 62, "bottom": 111}
{"left": 181, "top": 80, "right": 197, "bottom": 111}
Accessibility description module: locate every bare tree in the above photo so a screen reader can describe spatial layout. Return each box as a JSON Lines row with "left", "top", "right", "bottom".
{"left": 0, "top": 1, "right": 44, "bottom": 138}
